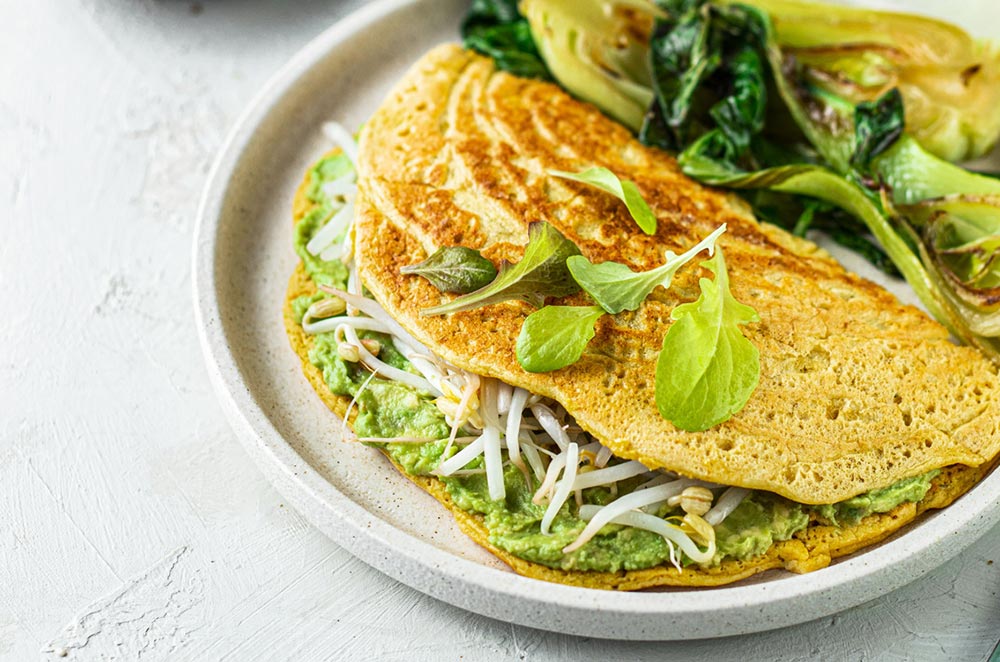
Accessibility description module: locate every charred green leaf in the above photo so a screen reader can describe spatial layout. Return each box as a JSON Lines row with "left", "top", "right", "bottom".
{"left": 462, "top": 0, "right": 552, "bottom": 80}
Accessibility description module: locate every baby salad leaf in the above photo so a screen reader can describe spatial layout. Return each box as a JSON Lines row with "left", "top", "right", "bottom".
{"left": 400, "top": 246, "right": 498, "bottom": 294}
{"left": 549, "top": 167, "right": 658, "bottom": 234}
{"left": 516, "top": 305, "right": 605, "bottom": 373}
{"left": 655, "top": 249, "right": 760, "bottom": 431}
{"left": 567, "top": 224, "right": 726, "bottom": 314}
{"left": 420, "top": 221, "right": 581, "bottom": 316}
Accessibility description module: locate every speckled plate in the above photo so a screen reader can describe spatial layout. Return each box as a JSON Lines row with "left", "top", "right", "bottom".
{"left": 193, "top": 0, "right": 1000, "bottom": 640}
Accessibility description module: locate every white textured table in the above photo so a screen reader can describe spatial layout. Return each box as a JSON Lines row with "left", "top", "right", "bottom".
{"left": 3, "top": 1, "right": 999, "bottom": 660}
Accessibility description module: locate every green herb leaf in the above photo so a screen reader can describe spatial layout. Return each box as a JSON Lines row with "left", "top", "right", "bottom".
{"left": 515, "top": 305, "right": 605, "bottom": 373}
{"left": 549, "top": 167, "right": 657, "bottom": 234}
{"left": 567, "top": 224, "right": 726, "bottom": 314}
{"left": 655, "top": 249, "right": 760, "bottom": 431}
{"left": 400, "top": 246, "right": 498, "bottom": 294}
{"left": 420, "top": 221, "right": 581, "bottom": 316}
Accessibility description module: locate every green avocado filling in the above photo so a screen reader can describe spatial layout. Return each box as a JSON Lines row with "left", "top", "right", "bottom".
{"left": 292, "top": 154, "right": 940, "bottom": 572}
{"left": 294, "top": 153, "right": 352, "bottom": 288}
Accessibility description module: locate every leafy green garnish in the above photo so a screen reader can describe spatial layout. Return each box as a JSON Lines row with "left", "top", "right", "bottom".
{"left": 420, "top": 221, "right": 581, "bottom": 316}
{"left": 655, "top": 249, "right": 760, "bottom": 431}
{"left": 515, "top": 305, "right": 605, "bottom": 372}
{"left": 641, "top": 1, "right": 768, "bottom": 158}
{"left": 401, "top": 246, "right": 498, "bottom": 294}
{"left": 549, "top": 167, "right": 658, "bottom": 235}
{"left": 850, "top": 88, "right": 905, "bottom": 173}
{"left": 567, "top": 224, "right": 726, "bottom": 314}
{"left": 514, "top": 224, "right": 731, "bottom": 375}
{"left": 461, "top": 0, "right": 552, "bottom": 80}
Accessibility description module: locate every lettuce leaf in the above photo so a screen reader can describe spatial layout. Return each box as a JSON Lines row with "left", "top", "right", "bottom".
{"left": 567, "top": 224, "right": 725, "bottom": 313}
{"left": 550, "top": 167, "right": 658, "bottom": 235}
{"left": 420, "top": 221, "right": 581, "bottom": 316}
{"left": 515, "top": 305, "right": 605, "bottom": 372}
{"left": 655, "top": 250, "right": 760, "bottom": 431}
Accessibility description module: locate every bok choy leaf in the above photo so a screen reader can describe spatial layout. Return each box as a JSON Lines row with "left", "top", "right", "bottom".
{"left": 462, "top": 0, "right": 552, "bottom": 80}
{"left": 740, "top": 0, "right": 1000, "bottom": 163}
{"left": 520, "top": 0, "right": 656, "bottom": 130}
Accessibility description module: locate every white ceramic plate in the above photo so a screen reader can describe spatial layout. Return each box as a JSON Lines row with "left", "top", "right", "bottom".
{"left": 194, "top": 0, "right": 1000, "bottom": 640}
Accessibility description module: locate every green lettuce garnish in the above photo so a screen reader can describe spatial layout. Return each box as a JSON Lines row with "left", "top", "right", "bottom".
{"left": 550, "top": 167, "right": 658, "bottom": 235}
{"left": 655, "top": 249, "right": 760, "bottom": 431}
{"left": 420, "top": 221, "right": 581, "bottom": 315}
{"left": 567, "top": 224, "right": 725, "bottom": 313}
{"left": 515, "top": 305, "right": 605, "bottom": 372}
{"left": 513, "top": 225, "right": 761, "bottom": 431}
{"left": 401, "top": 246, "right": 498, "bottom": 294}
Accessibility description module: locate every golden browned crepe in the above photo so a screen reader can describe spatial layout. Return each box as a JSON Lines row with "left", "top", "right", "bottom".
{"left": 286, "top": 156, "right": 991, "bottom": 589}
{"left": 284, "top": 44, "right": 1000, "bottom": 588}
{"left": 354, "top": 44, "right": 1000, "bottom": 505}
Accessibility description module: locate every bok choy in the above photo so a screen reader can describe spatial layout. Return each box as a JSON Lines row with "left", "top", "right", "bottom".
{"left": 745, "top": 0, "right": 1000, "bottom": 163}
{"left": 462, "top": 0, "right": 552, "bottom": 80}
{"left": 511, "top": 0, "right": 1000, "bottom": 360}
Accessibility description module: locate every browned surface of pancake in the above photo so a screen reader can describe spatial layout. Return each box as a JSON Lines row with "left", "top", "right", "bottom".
{"left": 285, "top": 154, "right": 995, "bottom": 589}
{"left": 354, "top": 44, "right": 1000, "bottom": 504}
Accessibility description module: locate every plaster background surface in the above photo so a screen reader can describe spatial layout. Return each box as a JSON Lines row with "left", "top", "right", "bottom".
{"left": 2, "top": 1, "right": 998, "bottom": 660}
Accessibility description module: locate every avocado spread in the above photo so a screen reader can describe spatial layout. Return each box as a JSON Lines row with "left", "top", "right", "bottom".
{"left": 292, "top": 153, "right": 940, "bottom": 572}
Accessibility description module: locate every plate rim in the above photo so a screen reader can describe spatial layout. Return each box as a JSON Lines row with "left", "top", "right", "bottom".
{"left": 192, "top": 0, "right": 1000, "bottom": 640}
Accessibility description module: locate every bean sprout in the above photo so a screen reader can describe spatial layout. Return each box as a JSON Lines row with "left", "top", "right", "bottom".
{"left": 705, "top": 487, "right": 751, "bottom": 526}
{"left": 505, "top": 387, "right": 531, "bottom": 485}
{"left": 306, "top": 200, "right": 354, "bottom": 256}
{"left": 321, "top": 172, "right": 356, "bottom": 199}
{"left": 340, "top": 324, "right": 438, "bottom": 394}
{"left": 320, "top": 286, "right": 436, "bottom": 357}
{"left": 541, "top": 442, "right": 579, "bottom": 535}
{"left": 339, "top": 370, "right": 377, "bottom": 444}
{"left": 578, "top": 506, "right": 715, "bottom": 565}
{"left": 533, "top": 452, "right": 567, "bottom": 505}
{"left": 571, "top": 461, "right": 651, "bottom": 491}
{"left": 563, "top": 479, "right": 701, "bottom": 553}
{"left": 530, "top": 403, "right": 570, "bottom": 451}
{"left": 321, "top": 121, "right": 359, "bottom": 166}
{"left": 433, "top": 436, "right": 485, "bottom": 476}
{"left": 304, "top": 315, "right": 390, "bottom": 336}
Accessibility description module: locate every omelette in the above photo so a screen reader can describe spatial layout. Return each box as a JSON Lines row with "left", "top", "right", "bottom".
{"left": 283, "top": 45, "right": 1000, "bottom": 588}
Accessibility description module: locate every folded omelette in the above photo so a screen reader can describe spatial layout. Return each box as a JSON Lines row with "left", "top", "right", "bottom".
{"left": 284, "top": 45, "right": 1000, "bottom": 589}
